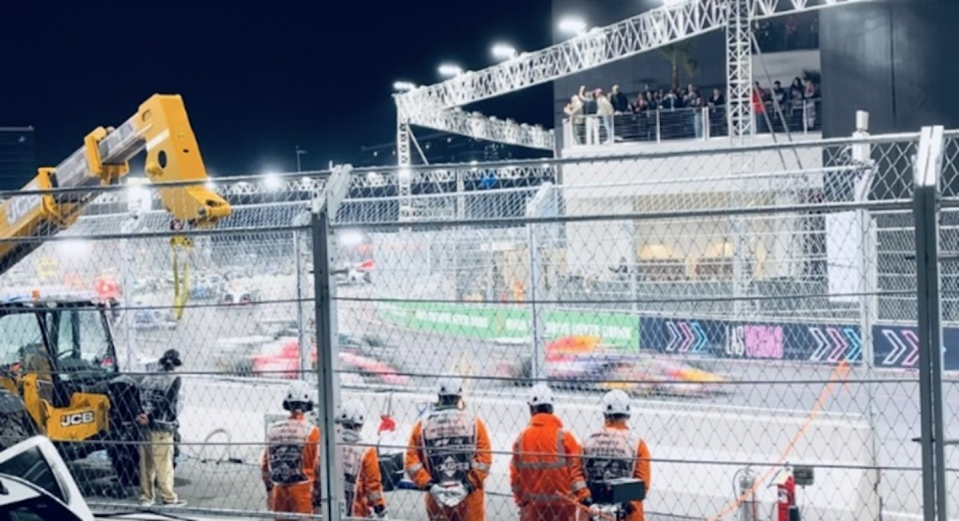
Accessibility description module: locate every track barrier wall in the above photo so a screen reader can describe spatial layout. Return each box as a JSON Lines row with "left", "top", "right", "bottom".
{"left": 0, "top": 127, "right": 956, "bottom": 520}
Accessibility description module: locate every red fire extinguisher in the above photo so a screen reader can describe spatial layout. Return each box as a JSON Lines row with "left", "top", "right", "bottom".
{"left": 777, "top": 473, "right": 801, "bottom": 521}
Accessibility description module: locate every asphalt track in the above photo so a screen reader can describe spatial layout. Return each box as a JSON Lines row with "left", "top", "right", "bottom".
{"left": 81, "top": 281, "right": 959, "bottom": 520}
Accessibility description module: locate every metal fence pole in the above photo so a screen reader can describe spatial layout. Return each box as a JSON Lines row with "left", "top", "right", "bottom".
{"left": 311, "top": 166, "right": 352, "bottom": 521}
{"left": 914, "top": 125, "right": 948, "bottom": 521}
{"left": 120, "top": 214, "right": 137, "bottom": 371}
{"left": 525, "top": 183, "right": 553, "bottom": 382}
{"left": 293, "top": 225, "right": 309, "bottom": 376}
{"left": 849, "top": 111, "right": 883, "bottom": 519}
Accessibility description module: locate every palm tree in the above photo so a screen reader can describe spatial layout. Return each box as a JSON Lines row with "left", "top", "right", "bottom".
{"left": 661, "top": 42, "right": 698, "bottom": 90}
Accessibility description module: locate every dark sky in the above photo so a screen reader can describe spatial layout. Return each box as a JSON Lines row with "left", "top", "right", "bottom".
{"left": 0, "top": 0, "right": 554, "bottom": 178}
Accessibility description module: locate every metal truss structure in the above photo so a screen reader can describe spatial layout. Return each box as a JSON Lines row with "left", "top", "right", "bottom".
{"left": 394, "top": 0, "right": 867, "bottom": 220}
{"left": 395, "top": 0, "right": 864, "bottom": 143}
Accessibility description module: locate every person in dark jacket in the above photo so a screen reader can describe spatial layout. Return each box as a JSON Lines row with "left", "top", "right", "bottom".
{"left": 137, "top": 349, "right": 186, "bottom": 507}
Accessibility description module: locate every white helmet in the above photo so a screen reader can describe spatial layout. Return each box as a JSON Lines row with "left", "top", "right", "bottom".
{"left": 283, "top": 380, "right": 314, "bottom": 411}
{"left": 336, "top": 399, "right": 366, "bottom": 426}
{"left": 436, "top": 375, "right": 464, "bottom": 397}
{"left": 527, "top": 383, "right": 554, "bottom": 407}
{"left": 601, "top": 389, "right": 632, "bottom": 417}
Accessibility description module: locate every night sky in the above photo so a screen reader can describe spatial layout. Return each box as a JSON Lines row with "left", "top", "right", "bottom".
{"left": 0, "top": 0, "right": 554, "bottom": 179}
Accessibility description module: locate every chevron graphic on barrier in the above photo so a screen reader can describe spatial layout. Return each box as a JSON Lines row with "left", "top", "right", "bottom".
{"left": 902, "top": 330, "right": 920, "bottom": 366}
{"left": 843, "top": 327, "right": 863, "bottom": 362}
{"left": 690, "top": 322, "right": 708, "bottom": 353}
{"left": 808, "top": 326, "right": 860, "bottom": 363}
{"left": 881, "top": 329, "right": 908, "bottom": 366}
{"left": 882, "top": 328, "right": 920, "bottom": 367}
{"left": 665, "top": 321, "right": 681, "bottom": 352}
{"left": 809, "top": 327, "right": 830, "bottom": 362}
{"left": 678, "top": 322, "right": 695, "bottom": 353}
{"left": 826, "top": 328, "right": 848, "bottom": 363}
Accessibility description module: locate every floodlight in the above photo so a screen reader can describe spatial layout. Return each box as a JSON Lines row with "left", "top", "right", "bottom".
{"left": 491, "top": 44, "right": 518, "bottom": 61}
{"left": 438, "top": 64, "right": 464, "bottom": 78}
{"left": 263, "top": 172, "right": 284, "bottom": 191}
{"left": 393, "top": 81, "right": 416, "bottom": 92}
{"left": 558, "top": 17, "right": 587, "bottom": 35}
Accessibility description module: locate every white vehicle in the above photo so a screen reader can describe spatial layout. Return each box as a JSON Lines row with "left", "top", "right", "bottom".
{"left": 336, "top": 264, "right": 372, "bottom": 286}
{"left": 219, "top": 286, "right": 259, "bottom": 305}
{"left": 0, "top": 436, "right": 95, "bottom": 521}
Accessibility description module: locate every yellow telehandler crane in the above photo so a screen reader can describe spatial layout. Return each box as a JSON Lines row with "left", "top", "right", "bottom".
{"left": 0, "top": 94, "right": 231, "bottom": 490}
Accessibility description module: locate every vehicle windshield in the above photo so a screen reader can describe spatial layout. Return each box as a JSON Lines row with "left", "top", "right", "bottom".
{"left": 0, "top": 306, "right": 115, "bottom": 373}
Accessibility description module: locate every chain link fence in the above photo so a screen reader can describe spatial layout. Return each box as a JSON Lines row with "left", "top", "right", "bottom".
{"left": 0, "top": 129, "right": 953, "bottom": 521}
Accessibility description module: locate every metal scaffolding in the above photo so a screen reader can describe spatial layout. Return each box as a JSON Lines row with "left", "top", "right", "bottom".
{"left": 393, "top": 0, "right": 866, "bottom": 156}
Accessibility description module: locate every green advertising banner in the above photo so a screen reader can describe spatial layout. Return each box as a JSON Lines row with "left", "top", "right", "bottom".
{"left": 377, "top": 301, "right": 639, "bottom": 349}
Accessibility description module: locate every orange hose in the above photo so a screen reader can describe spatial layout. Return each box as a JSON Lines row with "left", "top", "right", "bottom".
{"left": 706, "top": 361, "right": 851, "bottom": 521}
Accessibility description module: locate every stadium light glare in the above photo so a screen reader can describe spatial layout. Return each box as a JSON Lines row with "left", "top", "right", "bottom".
{"left": 558, "top": 16, "right": 587, "bottom": 36}
{"left": 491, "top": 44, "right": 518, "bottom": 61}
{"left": 438, "top": 63, "right": 464, "bottom": 78}
{"left": 57, "top": 239, "right": 92, "bottom": 258}
{"left": 393, "top": 81, "right": 417, "bottom": 92}
{"left": 339, "top": 230, "right": 365, "bottom": 248}
{"left": 662, "top": 0, "right": 686, "bottom": 6}
{"left": 263, "top": 172, "right": 284, "bottom": 191}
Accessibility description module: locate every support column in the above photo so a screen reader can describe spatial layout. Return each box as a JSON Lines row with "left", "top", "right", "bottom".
{"left": 725, "top": 0, "right": 754, "bottom": 139}
{"left": 914, "top": 125, "right": 948, "bottom": 521}
{"left": 311, "top": 166, "right": 353, "bottom": 521}
{"left": 396, "top": 117, "right": 414, "bottom": 222}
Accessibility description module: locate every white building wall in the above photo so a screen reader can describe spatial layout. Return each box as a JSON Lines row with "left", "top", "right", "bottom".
{"left": 559, "top": 134, "right": 825, "bottom": 279}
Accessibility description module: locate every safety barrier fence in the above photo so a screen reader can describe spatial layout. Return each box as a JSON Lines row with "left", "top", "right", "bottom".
{"left": 0, "top": 125, "right": 952, "bottom": 520}
{"left": 562, "top": 100, "right": 823, "bottom": 149}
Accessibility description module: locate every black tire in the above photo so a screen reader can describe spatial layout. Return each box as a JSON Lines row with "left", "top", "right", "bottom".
{"left": 516, "top": 358, "right": 533, "bottom": 387}
{"left": 107, "top": 423, "right": 140, "bottom": 488}
{"left": 0, "top": 416, "right": 32, "bottom": 452}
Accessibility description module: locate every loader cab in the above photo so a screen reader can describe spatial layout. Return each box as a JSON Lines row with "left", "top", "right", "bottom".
{"left": 0, "top": 290, "right": 120, "bottom": 414}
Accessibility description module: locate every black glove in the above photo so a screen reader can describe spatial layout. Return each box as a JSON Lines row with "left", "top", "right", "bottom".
{"left": 624, "top": 502, "right": 636, "bottom": 515}
{"left": 463, "top": 480, "right": 475, "bottom": 495}
{"left": 580, "top": 496, "right": 593, "bottom": 507}
{"left": 374, "top": 504, "right": 387, "bottom": 517}
{"left": 265, "top": 482, "right": 274, "bottom": 493}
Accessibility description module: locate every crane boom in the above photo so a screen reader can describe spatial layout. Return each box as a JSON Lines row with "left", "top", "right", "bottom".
{"left": 0, "top": 94, "right": 231, "bottom": 275}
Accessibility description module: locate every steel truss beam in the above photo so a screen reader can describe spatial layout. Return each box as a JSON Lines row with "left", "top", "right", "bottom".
{"left": 404, "top": 108, "right": 554, "bottom": 151}
{"left": 395, "top": 0, "right": 864, "bottom": 146}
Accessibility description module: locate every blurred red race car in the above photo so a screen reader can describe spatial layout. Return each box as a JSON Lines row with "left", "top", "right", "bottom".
{"left": 251, "top": 334, "right": 410, "bottom": 386}
{"left": 497, "top": 335, "right": 728, "bottom": 397}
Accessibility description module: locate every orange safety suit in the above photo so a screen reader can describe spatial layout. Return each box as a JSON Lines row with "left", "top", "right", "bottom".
{"left": 261, "top": 413, "right": 322, "bottom": 520}
{"left": 340, "top": 428, "right": 387, "bottom": 518}
{"left": 405, "top": 405, "right": 492, "bottom": 521}
{"left": 510, "top": 412, "right": 591, "bottom": 521}
{"left": 582, "top": 421, "right": 651, "bottom": 521}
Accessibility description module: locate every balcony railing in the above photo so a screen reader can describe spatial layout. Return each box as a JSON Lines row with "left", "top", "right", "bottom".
{"left": 562, "top": 99, "right": 823, "bottom": 149}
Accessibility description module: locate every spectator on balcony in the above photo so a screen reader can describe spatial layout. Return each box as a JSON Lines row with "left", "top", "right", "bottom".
{"left": 707, "top": 88, "right": 726, "bottom": 138}
{"left": 684, "top": 84, "right": 704, "bottom": 139}
{"left": 752, "top": 82, "right": 768, "bottom": 133}
{"left": 596, "top": 89, "right": 615, "bottom": 144}
{"left": 803, "top": 79, "right": 818, "bottom": 130}
{"left": 610, "top": 85, "right": 630, "bottom": 113}
{"left": 770, "top": 81, "right": 788, "bottom": 131}
{"left": 564, "top": 95, "right": 584, "bottom": 145}
{"left": 788, "top": 77, "right": 805, "bottom": 131}
{"left": 631, "top": 95, "right": 654, "bottom": 142}
{"left": 578, "top": 86, "right": 601, "bottom": 146}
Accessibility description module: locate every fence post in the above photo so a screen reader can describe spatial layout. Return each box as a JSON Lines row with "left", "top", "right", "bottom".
{"left": 526, "top": 183, "right": 558, "bottom": 381}
{"left": 311, "top": 165, "right": 353, "bottom": 521}
{"left": 913, "top": 125, "right": 948, "bottom": 521}
{"left": 851, "top": 110, "right": 882, "bottom": 520}
{"left": 293, "top": 211, "right": 312, "bottom": 375}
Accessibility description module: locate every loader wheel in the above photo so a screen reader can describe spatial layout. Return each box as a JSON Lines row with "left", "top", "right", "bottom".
{"left": 107, "top": 424, "right": 141, "bottom": 488}
{"left": 0, "top": 416, "right": 32, "bottom": 451}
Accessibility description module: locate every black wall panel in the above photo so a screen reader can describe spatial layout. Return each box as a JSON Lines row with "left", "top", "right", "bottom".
{"left": 821, "top": 0, "right": 959, "bottom": 137}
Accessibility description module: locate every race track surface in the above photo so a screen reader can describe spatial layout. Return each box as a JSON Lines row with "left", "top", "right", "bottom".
{"left": 81, "top": 279, "right": 957, "bottom": 520}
